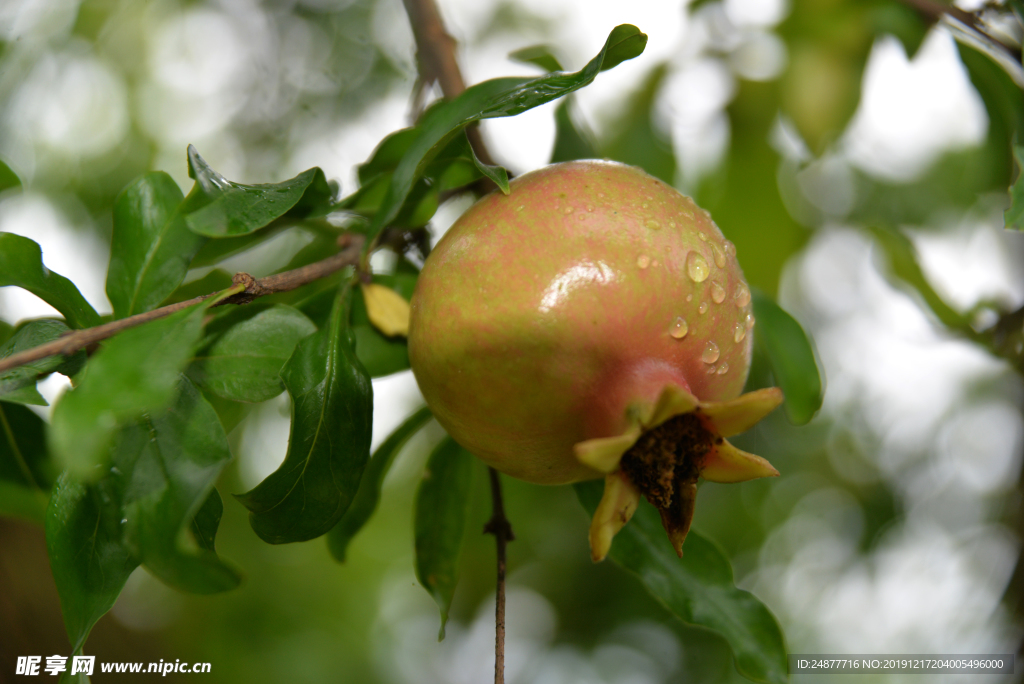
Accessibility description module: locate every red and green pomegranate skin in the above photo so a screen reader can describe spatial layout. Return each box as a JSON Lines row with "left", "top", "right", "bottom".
{"left": 408, "top": 160, "right": 754, "bottom": 485}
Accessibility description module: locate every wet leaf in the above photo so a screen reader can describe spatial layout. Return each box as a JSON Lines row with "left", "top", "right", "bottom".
{"left": 414, "top": 436, "right": 474, "bottom": 640}
{"left": 236, "top": 289, "right": 373, "bottom": 543}
{"left": 46, "top": 377, "right": 239, "bottom": 655}
{"left": 363, "top": 24, "right": 647, "bottom": 239}
{"left": 49, "top": 299, "right": 216, "bottom": 479}
{"left": 107, "top": 172, "right": 207, "bottom": 318}
{"left": 184, "top": 146, "right": 335, "bottom": 238}
{"left": 0, "top": 233, "right": 102, "bottom": 329}
{"left": 575, "top": 480, "right": 788, "bottom": 684}
{"left": 328, "top": 406, "right": 433, "bottom": 562}
{"left": 188, "top": 304, "right": 317, "bottom": 403}
{"left": 751, "top": 291, "right": 823, "bottom": 425}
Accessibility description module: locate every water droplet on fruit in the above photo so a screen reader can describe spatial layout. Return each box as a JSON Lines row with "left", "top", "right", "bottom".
{"left": 586, "top": 204, "right": 594, "bottom": 212}
{"left": 723, "top": 240, "right": 736, "bottom": 256}
{"left": 686, "top": 252, "right": 709, "bottom": 282}
{"left": 651, "top": 259, "right": 659, "bottom": 267}
{"left": 698, "top": 232, "right": 707, "bottom": 242}
{"left": 734, "top": 324, "right": 746, "bottom": 343}
{"left": 706, "top": 365, "right": 717, "bottom": 375}
{"left": 686, "top": 294, "right": 693, "bottom": 302}
{"left": 670, "top": 317, "right": 688, "bottom": 339}
{"left": 637, "top": 255, "right": 650, "bottom": 269}
{"left": 745, "top": 312, "right": 755, "bottom": 329}
{"left": 702, "top": 341, "right": 720, "bottom": 364}
{"left": 734, "top": 283, "right": 751, "bottom": 307}
{"left": 646, "top": 219, "right": 661, "bottom": 230}
{"left": 699, "top": 302, "right": 708, "bottom": 314}
{"left": 716, "top": 362, "right": 729, "bottom": 375}
{"left": 711, "top": 281, "right": 725, "bottom": 304}
{"left": 669, "top": 219, "right": 677, "bottom": 229}
{"left": 642, "top": 202, "right": 649, "bottom": 209}
{"left": 711, "top": 243, "right": 726, "bottom": 268}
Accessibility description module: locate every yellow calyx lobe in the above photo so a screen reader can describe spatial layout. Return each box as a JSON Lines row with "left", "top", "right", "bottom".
{"left": 575, "top": 385, "right": 783, "bottom": 562}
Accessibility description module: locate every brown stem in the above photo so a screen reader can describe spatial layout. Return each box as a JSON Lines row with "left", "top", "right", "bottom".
{"left": 483, "top": 467, "right": 514, "bottom": 684}
{"left": 0, "top": 234, "right": 364, "bottom": 375}
{"left": 401, "top": 0, "right": 497, "bottom": 168}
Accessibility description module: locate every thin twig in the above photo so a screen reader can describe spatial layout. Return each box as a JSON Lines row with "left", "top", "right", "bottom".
{"left": 484, "top": 467, "right": 515, "bottom": 684}
{"left": 401, "top": 0, "right": 497, "bottom": 168}
{"left": 0, "top": 234, "right": 364, "bottom": 375}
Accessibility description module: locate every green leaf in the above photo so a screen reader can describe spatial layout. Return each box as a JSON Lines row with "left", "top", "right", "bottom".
{"left": 550, "top": 100, "right": 597, "bottom": 163}
{"left": 0, "top": 158, "right": 21, "bottom": 192}
{"left": 191, "top": 489, "right": 225, "bottom": 552}
{"left": 0, "top": 320, "right": 86, "bottom": 406}
{"left": 117, "top": 377, "right": 241, "bottom": 594}
{"left": 870, "top": 2, "right": 928, "bottom": 59}
{"left": 236, "top": 288, "right": 373, "bottom": 543}
{"left": 0, "top": 320, "right": 14, "bottom": 346}
{"left": 184, "top": 145, "right": 336, "bottom": 238}
{"left": 414, "top": 436, "right": 474, "bottom": 641}
{"left": 49, "top": 299, "right": 217, "bottom": 479}
{"left": 351, "top": 268, "right": 417, "bottom": 377}
{"left": 0, "top": 402, "right": 53, "bottom": 523}
{"left": 364, "top": 24, "right": 647, "bottom": 239}
{"left": 575, "top": 480, "right": 788, "bottom": 684}
{"left": 751, "top": 291, "right": 823, "bottom": 425}
{"left": 188, "top": 224, "right": 290, "bottom": 268}
{"left": 1007, "top": 146, "right": 1024, "bottom": 230}
{"left": 106, "top": 172, "right": 207, "bottom": 319}
{"left": 509, "top": 45, "right": 564, "bottom": 73}
{"left": 467, "top": 135, "right": 510, "bottom": 195}
{"left": 600, "top": 63, "right": 674, "bottom": 183}
{"left": 161, "top": 269, "right": 234, "bottom": 306}
{"left": 46, "top": 377, "right": 239, "bottom": 654}
{"left": 328, "top": 406, "right": 433, "bottom": 562}
{"left": 0, "top": 233, "right": 102, "bottom": 329}
{"left": 188, "top": 304, "right": 317, "bottom": 403}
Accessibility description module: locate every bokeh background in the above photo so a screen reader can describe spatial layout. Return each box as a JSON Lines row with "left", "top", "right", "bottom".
{"left": 1, "top": 0, "right": 1023, "bottom": 682}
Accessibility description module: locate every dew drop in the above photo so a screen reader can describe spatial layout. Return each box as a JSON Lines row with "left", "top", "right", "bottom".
{"left": 516, "top": 205, "right": 525, "bottom": 211}
{"left": 698, "top": 232, "right": 707, "bottom": 242}
{"left": 642, "top": 202, "right": 649, "bottom": 209}
{"left": 716, "top": 362, "right": 729, "bottom": 375}
{"left": 651, "top": 259, "right": 659, "bottom": 267}
{"left": 734, "top": 282, "right": 751, "bottom": 307}
{"left": 686, "top": 294, "right": 693, "bottom": 302}
{"left": 670, "top": 317, "right": 688, "bottom": 339}
{"left": 711, "top": 281, "right": 726, "bottom": 304}
{"left": 706, "top": 365, "right": 717, "bottom": 375}
{"left": 669, "top": 219, "right": 677, "bottom": 230}
{"left": 637, "top": 254, "right": 650, "bottom": 269}
{"left": 565, "top": 206, "right": 574, "bottom": 214}
{"left": 646, "top": 219, "right": 661, "bottom": 230}
{"left": 711, "top": 243, "right": 726, "bottom": 268}
{"left": 702, "top": 341, "right": 720, "bottom": 364}
{"left": 686, "top": 252, "right": 709, "bottom": 282}
{"left": 598, "top": 192, "right": 605, "bottom": 198}
{"left": 745, "top": 312, "right": 755, "bottom": 329}
{"left": 734, "top": 324, "right": 746, "bottom": 343}
{"left": 723, "top": 240, "right": 736, "bottom": 256}
{"left": 578, "top": 214, "right": 586, "bottom": 221}
{"left": 699, "top": 301, "right": 708, "bottom": 314}
{"left": 586, "top": 204, "right": 594, "bottom": 212}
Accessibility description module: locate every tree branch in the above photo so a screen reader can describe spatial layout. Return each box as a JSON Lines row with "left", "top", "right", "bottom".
{"left": 0, "top": 234, "right": 365, "bottom": 375}
{"left": 483, "top": 467, "right": 515, "bottom": 684}
{"left": 401, "top": 0, "right": 497, "bottom": 168}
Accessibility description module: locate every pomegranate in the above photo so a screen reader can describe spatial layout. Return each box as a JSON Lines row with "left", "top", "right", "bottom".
{"left": 408, "top": 160, "right": 782, "bottom": 560}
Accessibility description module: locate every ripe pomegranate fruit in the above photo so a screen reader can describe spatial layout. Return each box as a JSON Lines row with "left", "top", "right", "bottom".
{"left": 408, "top": 160, "right": 782, "bottom": 560}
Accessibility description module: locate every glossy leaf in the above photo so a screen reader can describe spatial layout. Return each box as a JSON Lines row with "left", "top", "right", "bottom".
{"left": 236, "top": 289, "right": 373, "bottom": 543}
{"left": 188, "top": 304, "right": 317, "bottom": 403}
{"left": 351, "top": 268, "right": 417, "bottom": 377}
{"left": 0, "top": 233, "right": 102, "bottom": 329}
{"left": 46, "top": 377, "right": 239, "bottom": 655}
{"left": 1007, "top": 146, "right": 1024, "bottom": 231}
{"left": 414, "top": 436, "right": 474, "bottom": 640}
{"left": 184, "top": 145, "right": 335, "bottom": 238}
{"left": 575, "top": 480, "right": 788, "bottom": 684}
{"left": 0, "top": 402, "right": 53, "bottom": 523}
{"left": 117, "top": 377, "right": 241, "bottom": 594}
{"left": 328, "top": 406, "right": 433, "bottom": 562}
{"left": 364, "top": 24, "right": 647, "bottom": 239}
{"left": 106, "top": 171, "right": 207, "bottom": 319}
{"left": 751, "top": 291, "right": 823, "bottom": 425}
{"left": 0, "top": 320, "right": 86, "bottom": 406}
{"left": 49, "top": 299, "right": 216, "bottom": 479}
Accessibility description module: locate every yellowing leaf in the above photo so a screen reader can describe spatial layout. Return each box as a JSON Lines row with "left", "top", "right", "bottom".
{"left": 361, "top": 283, "right": 410, "bottom": 337}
